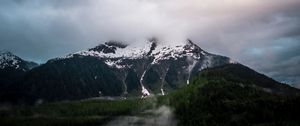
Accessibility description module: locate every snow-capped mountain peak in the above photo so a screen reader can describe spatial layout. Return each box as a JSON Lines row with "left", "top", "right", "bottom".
{"left": 0, "top": 51, "right": 38, "bottom": 71}
{"left": 11, "top": 39, "right": 232, "bottom": 100}
{"left": 64, "top": 39, "right": 202, "bottom": 59}
{"left": 150, "top": 39, "right": 205, "bottom": 64}
{"left": 65, "top": 41, "right": 153, "bottom": 60}
{"left": 61, "top": 39, "right": 208, "bottom": 66}
{"left": 0, "top": 51, "right": 23, "bottom": 69}
{"left": 54, "top": 39, "right": 225, "bottom": 71}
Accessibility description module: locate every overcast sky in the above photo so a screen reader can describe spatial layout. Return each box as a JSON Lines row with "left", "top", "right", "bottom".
{"left": 0, "top": 0, "right": 300, "bottom": 87}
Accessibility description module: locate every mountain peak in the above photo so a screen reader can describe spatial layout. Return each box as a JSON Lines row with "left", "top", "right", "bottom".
{"left": 0, "top": 51, "right": 14, "bottom": 56}
{"left": 186, "top": 39, "right": 201, "bottom": 48}
{"left": 14, "top": 39, "right": 232, "bottom": 101}
{"left": 0, "top": 51, "right": 23, "bottom": 70}
{"left": 0, "top": 51, "right": 21, "bottom": 61}
{"left": 61, "top": 39, "right": 211, "bottom": 66}
{"left": 0, "top": 51, "right": 38, "bottom": 70}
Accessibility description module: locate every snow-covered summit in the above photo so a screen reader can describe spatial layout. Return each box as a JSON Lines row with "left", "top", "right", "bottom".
{"left": 64, "top": 41, "right": 153, "bottom": 59}
{"left": 0, "top": 51, "right": 24, "bottom": 70}
{"left": 53, "top": 39, "right": 215, "bottom": 69}
{"left": 150, "top": 39, "right": 205, "bottom": 64}
{"left": 62, "top": 39, "right": 204, "bottom": 59}
{"left": 11, "top": 39, "right": 232, "bottom": 99}
{"left": 0, "top": 51, "right": 38, "bottom": 70}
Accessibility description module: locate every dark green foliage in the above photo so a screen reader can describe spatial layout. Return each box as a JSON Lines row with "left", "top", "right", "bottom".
{"left": 1, "top": 42, "right": 233, "bottom": 103}
{"left": 0, "top": 68, "right": 26, "bottom": 89}
{"left": 165, "top": 64, "right": 179, "bottom": 88}
{"left": 143, "top": 67, "right": 161, "bottom": 92}
{"left": 168, "top": 64, "right": 300, "bottom": 126}
{"left": 144, "top": 68, "right": 160, "bottom": 85}
{"left": 17, "top": 56, "right": 124, "bottom": 102}
{"left": 125, "top": 69, "right": 140, "bottom": 94}
{"left": 0, "top": 68, "right": 28, "bottom": 104}
{"left": 165, "top": 59, "right": 188, "bottom": 89}
{"left": 1, "top": 64, "right": 300, "bottom": 126}
{"left": 0, "top": 56, "right": 38, "bottom": 104}
{"left": 0, "top": 116, "right": 111, "bottom": 126}
{"left": 200, "top": 64, "right": 299, "bottom": 95}
{"left": 0, "top": 99, "right": 152, "bottom": 126}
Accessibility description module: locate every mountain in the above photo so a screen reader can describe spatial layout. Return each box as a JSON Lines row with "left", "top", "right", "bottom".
{"left": 0, "top": 51, "right": 38, "bottom": 103}
{"left": 9, "top": 39, "right": 231, "bottom": 103}
{"left": 197, "top": 64, "right": 300, "bottom": 95}
{"left": 1, "top": 40, "right": 300, "bottom": 125}
{"left": 1, "top": 64, "right": 300, "bottom": 126}
{"left": 0, "top": 51, "right": 38, "bottom": 71}
{"left": 0, "top": 51, "right": 38, "bottom": 85}
{"left": 169, "top": 64, "right": 300, "bottom": 125}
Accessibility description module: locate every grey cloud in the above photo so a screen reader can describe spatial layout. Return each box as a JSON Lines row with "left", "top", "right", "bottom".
{"left": 0, "top": 0, "right": 300, "bottom": 87}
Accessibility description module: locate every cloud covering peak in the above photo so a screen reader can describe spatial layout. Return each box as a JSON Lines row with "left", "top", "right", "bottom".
{"left": 0, "top": 0, "right": 300, "bottom": 87}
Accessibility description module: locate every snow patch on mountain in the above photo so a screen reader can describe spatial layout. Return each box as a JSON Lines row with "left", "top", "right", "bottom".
{"left": 0, "top": 51, "right": 38, "bottom": 71}
{"left": 161, "top": 89, "right": 165, "bottom": 96}
{"left": 150, "top": 42, "right": 202, "bottom": 64}
{"left": 187, "top": 56, "right": 198, "bottom": 85}
{"left": 0, "top": 51, "right": 22, "bottom": 70}
{"left": 140, "top": 70, "right": 151, "bottom": 98}
{"left": 58, "top": 39, "right": 210, "bottom": 69}
{"left": 52, "top": 39, "right": 233, "bottom": 98}
{"left": 66, "top": 42, "right": 153, "bottom": 59}
{"left": 104, "top": 59, "right": 128, "bottom": 69}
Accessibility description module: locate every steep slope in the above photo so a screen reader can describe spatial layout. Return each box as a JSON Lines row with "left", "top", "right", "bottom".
{"left": 169, "top": 64, "right": 300, "bottom": 126}
{"left": 12, "top": 39, "right": 231, "bottom": 102}
{"left": 0, "top": 51, "right": 39, "bottom": 104}
{"left": 1, "top": 64, "right": 300, "bottom": 126}
{"left": 198, "top": 63, "right": 300, "bottom": 95}
{"left": 0, "top": 51, "right": 38, "bottom": 89}
{"left": 0, "top": 51, "right": 38, "bottom": 71}
{"left": 19, "top": 57, "right": 123, "bottom": 102}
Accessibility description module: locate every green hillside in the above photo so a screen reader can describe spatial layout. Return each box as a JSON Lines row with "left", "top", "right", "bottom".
{"left": 1, "top": 64, "right": 300, "bottom": 126}
{"left": 168, "top": 64, "right": 300, "bottom": 126}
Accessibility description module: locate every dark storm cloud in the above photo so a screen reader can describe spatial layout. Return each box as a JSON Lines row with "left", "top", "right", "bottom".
{"left": 0, "top": 0, "right": 300, "bottom": 87}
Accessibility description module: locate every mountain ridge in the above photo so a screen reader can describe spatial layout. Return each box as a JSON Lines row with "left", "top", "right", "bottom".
{"left": 1, "top": 39, "right": 298, "bottom": 104}
{"left": 0, "top": 51, "right": 38, "bottom": 71}
{"left": 0, "top": 39, "right": 232, "bottom": 103}
{"left": 0, "top": 51, "right": 39, "bottom": 104}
